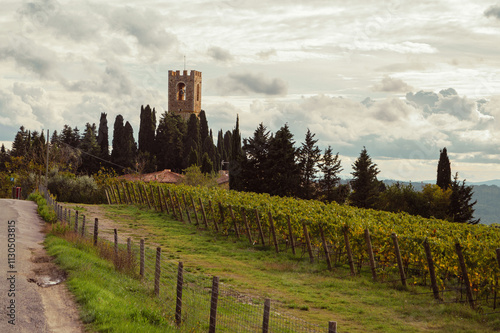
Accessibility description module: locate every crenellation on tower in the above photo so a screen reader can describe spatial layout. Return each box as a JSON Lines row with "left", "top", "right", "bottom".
{"left": 168, "top": 69, "right": 202, "bottom": 121}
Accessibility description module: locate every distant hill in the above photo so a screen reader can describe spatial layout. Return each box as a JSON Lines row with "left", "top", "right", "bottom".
{"left": 380, "top": 180, "right": 499, "bottom": 225}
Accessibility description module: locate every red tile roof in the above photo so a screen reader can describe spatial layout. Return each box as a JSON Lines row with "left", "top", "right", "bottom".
{"left": 118, "top": 169, "right": 184, "bottom": 183}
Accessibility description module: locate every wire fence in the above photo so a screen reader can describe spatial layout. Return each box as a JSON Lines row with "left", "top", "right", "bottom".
{"left": 40, "top": 186, "right": 337, "bottom": 332}
{"left": 102, "top": 181, "right": 500, "bottom": 314}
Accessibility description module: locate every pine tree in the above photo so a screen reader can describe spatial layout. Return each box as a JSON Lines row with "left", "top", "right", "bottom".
{"left": 241, "top": 123, "right": 271, "bottom": 193}
{"left": 298, "top": 129, "right": 321, "bottom": 199}
{"left": 266, "top": 124, "right": 300, "bottom": 197}
{"left": 448, "top": 173, "right": 479, "bottom": 224}
{"left": 79, "top": 123, "right": 101, "bottom": 174}
{"left": 97, "top": 112, "right": 109, "bottom": 160}
{"left": 437, "top": 147, "right": 451, "bottom": 190}
{"left": 318, "top": 146, "right": 344, "bottom": 203}
{"left": 11, "top": 126, "right": 29, "bottom": 157}
{"left": 350, "top": 147, "right": 380, "bottom": 209}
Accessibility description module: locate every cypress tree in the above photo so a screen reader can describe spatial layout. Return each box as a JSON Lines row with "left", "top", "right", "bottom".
{"left": 138, "top": 105, "right": 156, "bottom": 154}
{"left": 229, "top": 115, "right": 244, "bottom": 190}
{"left": 97, "top": 112, "right": 109, "bottom": 159}
{"left": 350, "top": 147, "right": 380, "bottom": 209}
{"left": 184, "top": 113, "right": 200, "bottom": 167}
{"left": 199, "top": 110, "right": 209, "bottom": 144}
{"left": 437, "top": 147, "right": 451, "bottom": 190}
{"left": 201, "top": 152, "right": 213, "bottom": 174}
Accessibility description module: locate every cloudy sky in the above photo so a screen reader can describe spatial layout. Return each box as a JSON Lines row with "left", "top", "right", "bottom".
{"left": 1, "top": 0, "right": 500, "bottom": 182}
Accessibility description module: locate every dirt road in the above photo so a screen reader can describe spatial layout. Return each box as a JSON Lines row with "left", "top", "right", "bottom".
{"left": 0, "top": 199, "right": 84, "bottom": 333}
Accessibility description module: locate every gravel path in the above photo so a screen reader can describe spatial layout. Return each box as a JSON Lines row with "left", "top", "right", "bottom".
{"left": 0, "top": 199, "right": 84, "bottom": 333}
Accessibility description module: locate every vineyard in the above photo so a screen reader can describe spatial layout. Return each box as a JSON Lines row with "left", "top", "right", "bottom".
{"left": 105, "top": 180, "right": 500, "bottom": 310}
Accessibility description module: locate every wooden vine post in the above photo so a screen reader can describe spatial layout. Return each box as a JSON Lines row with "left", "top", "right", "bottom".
{"left": 364, "top": 228, "right": 377, "bottom": 281}
{"left": 168, "top": 189, "right": 177, "bottom": 218}
{"left": 319, "top": 225, "right": 332, "bottom": 270}
{"left": 182, "top": 193, "right": 192, "bottom": 224}
{"left": 241, "top": 208, "right": 253, "bottom": 244}
{"left": 303, "top": 222, "right": 314, "bottom": 263}
{"left": 255, "top": 209, "right": 266, "bottom": 246}
{"left": 455, "top": 242, "right": 475, "bottom": 309}
{"left": 173, "top": 192, "right": 184, "bottom": 222}
{"left": 228, "top": 205, "right": 240, "bottom": 238}
{"left": 286, "top": 215, "right": 296, "bottom": 255}
{"left": 208, "top": 200, "right": 219, "bottom": 231}
{"left": 423, "top": 238, "right": 441, "bottom": 301}
{"left": 268, "top": 212, "right": 279, "bottom": 253}
{"left": 160, "top": 188, "right": 170, "bottom": 214}
{"left": 142, "top": 184, "right": 152, "bottom": 209}
{"left": 191, "top": 195, "right": 200, "bottom": 225}
{"left": 391, "top": 233, "right": 406, "bottom": 287}
{"left": 199, "top": 198, "right": 209, "bottom": 229}
{"left": 343, "top": 225, "right": 355, "bottom": 275}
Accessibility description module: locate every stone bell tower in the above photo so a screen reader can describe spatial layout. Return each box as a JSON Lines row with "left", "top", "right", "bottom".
{"left": 168, "top": 70, "right": 202, "bottom": 121}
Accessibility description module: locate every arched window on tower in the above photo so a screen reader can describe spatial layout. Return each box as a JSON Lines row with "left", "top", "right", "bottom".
{"left": 177, "top": 83, "right": 186, "bottom": 101}
{"left": 196, "top": 84, "right": 200, "bottom": 102}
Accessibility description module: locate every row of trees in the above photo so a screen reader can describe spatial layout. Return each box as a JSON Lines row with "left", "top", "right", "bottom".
{"left": 229, "top": 122, "right": 478, "bottom": 224}
{"left": 0, "top": 108, "right": 478, "bottom": 223}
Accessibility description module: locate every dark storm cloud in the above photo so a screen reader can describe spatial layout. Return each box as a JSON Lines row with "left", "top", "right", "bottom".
{"left": 215, "top": 73, "right": 288, "bottom": 96}
{"left": 485, "top": 5, "right": 500, "bottom": 20}
{"left": 373, "top": 76, "right": 414, "bottom": 93}
{"left": 208, "top": 46, "right": 234, "bottom": 63}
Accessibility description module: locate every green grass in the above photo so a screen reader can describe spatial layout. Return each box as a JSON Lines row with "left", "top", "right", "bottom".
{"left": 97, "top": 204, "right": 500, "bottom": 333}
{"left": 44, "top": 234, "right": 187, "bottom": 332}
{"left": 41, "top": 202, "right": 500, "bottom": 332}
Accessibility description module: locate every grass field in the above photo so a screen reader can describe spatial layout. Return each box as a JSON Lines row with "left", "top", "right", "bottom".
{"left": 51, "top": 202, "right": 500, "bottom": 333}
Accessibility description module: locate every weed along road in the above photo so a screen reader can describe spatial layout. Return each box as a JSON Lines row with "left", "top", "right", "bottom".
{"left": 0, "top": 199, "right": 83, "bottom": 333}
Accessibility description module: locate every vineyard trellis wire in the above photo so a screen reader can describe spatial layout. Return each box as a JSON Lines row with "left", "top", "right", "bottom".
{"left": 39, "top": 186, "right": 337, "bottom": 332}
{"left": 102, "top": 180, "right": 500, "bottom": 313}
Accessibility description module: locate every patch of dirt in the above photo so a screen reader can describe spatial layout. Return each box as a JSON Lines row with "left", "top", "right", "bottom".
{"left": 29, "top": 248, "right": 84, "bottom": 332}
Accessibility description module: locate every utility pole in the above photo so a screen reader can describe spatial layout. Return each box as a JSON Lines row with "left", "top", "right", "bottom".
{"left": 46, "top": 129, "right": 49, "bottom": 186}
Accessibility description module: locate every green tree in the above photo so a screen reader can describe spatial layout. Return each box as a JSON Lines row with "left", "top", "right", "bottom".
{"left": 448, "top": 173, "right": 479, "bottom": 224}
{"left": 156, "top": 112, "right": 186, "bottom": 172}
{"left": 79, "top": 123, "right": 101, "bottom": 175}
{"left": 318, "top": 146, "right": 344, "bottom": 203}
{"left": 241, "top": 123, "right": 271, "bottom": 193}
{"left": 184, "top": 113, "right": 200, "bottom": 167}
{"left": 350, "top": 147, "right": 381, "bottom": 209}
{"left": 138, "top": 105, "right": 156, "bottom": 154}
{"left": 266, "top": 124, "right": 300, "bottom": 197}
{"left": 437, "top": 147, "right": 451, "bottom": 190}
{"left": 97, "top": 112, "right": 109, "bottom": 160}
{"left": 201, "top": 152, "right": 213, "bottom": 174}
{"left": 298, "top": 129, "right": 321, "bottom": 199}
{"left": 11, "top": 126, "right": 29, "bottom": 157}
{"left": 229, "top": 115, "right": 245, "bottom": 190}
{"left": 199, "top": 110, "right": 209, "bottom": 144}
{"left": 111, "top": 115, "right": 136, "bottom": 172}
